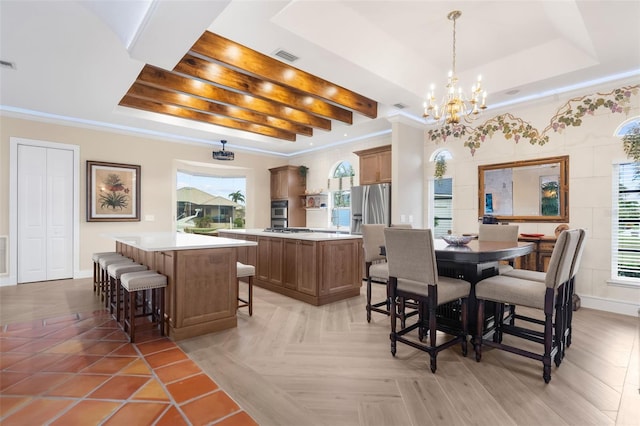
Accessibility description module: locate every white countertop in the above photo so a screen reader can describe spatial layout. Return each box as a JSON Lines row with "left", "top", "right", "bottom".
{"left": 219, "top": 229, "right": 362, "bottom": 241}
{"left": 105, "top": 232, "right": 257, "bottom": 251}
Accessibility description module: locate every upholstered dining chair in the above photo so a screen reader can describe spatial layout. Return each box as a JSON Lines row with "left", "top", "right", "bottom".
{"left": 501, "top": 228, "right": 586, "bottom": 360}
{"left": 362, "top": 224, "right": 391, "bottom": 322}
{"left": 478, "top": 224, "right": 519, "bottom": 274}
{"left": 384, "top": 227, "right": 471, "bottom": 373}
{"left": 474, "top": 228, "right": 581, "bottom": 383}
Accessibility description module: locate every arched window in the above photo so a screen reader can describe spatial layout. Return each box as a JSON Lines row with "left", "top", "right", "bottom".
{"left": 328, "top": 161, "right": 354, "bottom": 229}
{"left": 611, "top": 116, "right": 640, "bottom": 284}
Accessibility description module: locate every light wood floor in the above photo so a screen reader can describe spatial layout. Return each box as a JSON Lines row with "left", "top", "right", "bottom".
{"left": 2, "top": 279, "right": 638, "bottom": 425}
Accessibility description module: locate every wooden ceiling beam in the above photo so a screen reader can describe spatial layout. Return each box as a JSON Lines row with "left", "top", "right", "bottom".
{"left": 175, "top": 54, "right": 353, "bottom": 124}
{"left": 120, "top": 96, "right": 297, "bottom": 141}
{"left": 132, "top": 65, "right": 332, "bottom": 131}
{"left": 125, "top": 84, "right": 313, "bottom": 136}
{"left": 190, "top": 32, "right": 378, "bottom": 119}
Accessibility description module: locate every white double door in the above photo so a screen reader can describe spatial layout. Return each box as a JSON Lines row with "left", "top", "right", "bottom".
{"left": 17, "top": 144, "right": 73, "bottom": 283}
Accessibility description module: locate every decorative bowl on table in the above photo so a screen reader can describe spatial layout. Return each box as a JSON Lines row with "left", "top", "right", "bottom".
{"left": 442, "top": 235, "right": 473, "bottom": 246}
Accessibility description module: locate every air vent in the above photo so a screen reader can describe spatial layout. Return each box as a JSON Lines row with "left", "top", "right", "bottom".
{"left": 0, "top": 60, "right": 17, "bottom": 70}
{"left": 393, "top": 103, "right": 408, "bottom": 109}
{"left": 273, "top": 49, "right": 299, "bottom": 63}
{"left": 212, "top": 140, "right": 235, "bottom": 161}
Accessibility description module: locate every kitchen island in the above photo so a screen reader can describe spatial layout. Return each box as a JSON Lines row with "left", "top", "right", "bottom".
{"left": 219, "top": 229, "right": 363, "bottom": 306}
{"left": 107, "top": 232, "right": 257, "bottom": 340}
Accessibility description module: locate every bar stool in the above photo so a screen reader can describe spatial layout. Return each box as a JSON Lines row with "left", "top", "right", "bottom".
{"left": 236, "top": 262, "right": 255, "bottom": 316}
{"left": 92, "top": 252, "right": 118, "bottom": 293}
{"left": 98, "top": 255, "right": 133, "bottom": 301}
{"left": 120, "top": 270, "right": 167, "bottom": 343}
{"left": 107, "top": 262, "right": 148, "bottom": 322}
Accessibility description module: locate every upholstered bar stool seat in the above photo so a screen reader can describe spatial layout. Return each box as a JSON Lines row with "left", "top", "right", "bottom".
{"left": 98, "top": 255, "right": 133, "bottom": 301}
{"left": 107, "top": 262, "right": 148, "bottom": 322}
{"left": 237, "top": 262, "right": 255, "bottom": 316}
{"left": 120, "top": 270, "right": 167, "bottom": 343}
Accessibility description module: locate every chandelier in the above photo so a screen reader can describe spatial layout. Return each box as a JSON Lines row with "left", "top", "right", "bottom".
{"left": 423, "top": 10, "right": 487, "bottom": 125}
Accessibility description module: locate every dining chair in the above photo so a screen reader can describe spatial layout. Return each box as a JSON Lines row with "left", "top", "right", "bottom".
{"left": 478, "top": 224, "right": 519, "bottom": 274}
{"left": 362, "top": 224, "right": 391, "bottom": 322}
{"left": 474, "top": 229, "right": 581, "bottom": 383}
{"left": 501, "top": 228, "right": 586, "bottom": 360}
{"left": 384, "top": 227, "right": 471, "bottom": 373}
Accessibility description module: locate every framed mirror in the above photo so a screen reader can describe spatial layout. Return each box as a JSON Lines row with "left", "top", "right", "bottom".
{"left": 478, "top": 156, "right": 569, "bottom": 222}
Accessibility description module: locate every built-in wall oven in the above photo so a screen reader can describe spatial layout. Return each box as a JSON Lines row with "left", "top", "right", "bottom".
{"left": 270, "top": 200, "right": 288, "bottom": 228}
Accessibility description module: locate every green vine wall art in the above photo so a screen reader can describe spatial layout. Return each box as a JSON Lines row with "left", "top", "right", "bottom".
{"left": 426, "top": 85, "right": 639, "bottom": 156}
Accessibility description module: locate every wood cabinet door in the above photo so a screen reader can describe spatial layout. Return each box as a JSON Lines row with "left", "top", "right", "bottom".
{"left": 174, "top": 248, "right": 235, "bottom": 328}
{"left": 257, "top": 237, "right": 272, "bottom": 282}
{"left": 318, "top": 240, "right": 359, "bottom": 296}
{"left": 359, "top": 154, "right": 380, "bottom": 185}
{"left": 297, "top": 240, "right": 317, "bottom": 296}
{"left": 270, "top": 169, "right": 290, "bottom": 199}
{"left": 246, "top": 235, "right": 257, "bottom": 267}
{"left": 258, "top": 236, "right": 284, "bottom": 286}
{"left": 378, "top": 149, "right": 392, "bottom": 182}
{"left": 283, "top": 240, "right": 298, "bottom": 289}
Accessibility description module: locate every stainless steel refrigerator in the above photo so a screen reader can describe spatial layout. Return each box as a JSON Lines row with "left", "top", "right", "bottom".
{"left": 350, "top": 183, "right": 391, "bottom": 234}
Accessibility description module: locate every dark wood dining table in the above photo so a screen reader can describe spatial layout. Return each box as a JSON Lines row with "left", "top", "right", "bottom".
{"left": 381, "top": 239, "right": 535, "bottom": 334}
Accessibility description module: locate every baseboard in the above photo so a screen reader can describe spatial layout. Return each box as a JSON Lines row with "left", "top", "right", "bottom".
{"left": 76, "top": 269, "right": 92, "bottom": 279}
{"left": 578, "top": 294, "right": 639, "bottom": 317}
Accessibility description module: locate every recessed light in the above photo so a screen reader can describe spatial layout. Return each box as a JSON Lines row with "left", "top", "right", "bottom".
{"left": 505, "top": 89, "right": 520, "bottom": 95}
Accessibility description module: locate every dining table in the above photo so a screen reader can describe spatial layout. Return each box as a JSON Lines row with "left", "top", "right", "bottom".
{"left": 381, "top": 238, "right": 535, "bottom": 334}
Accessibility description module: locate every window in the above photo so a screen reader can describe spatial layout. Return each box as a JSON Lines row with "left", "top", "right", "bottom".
{"left": 433, "top": 178, "right": 453, "bottom": 237}
{"left": 612, "top": 162, "right": 640, "bottom": 283}
{"left": 429, "top": 150, "right": 453, "bottom": 237}
{"left": 176, "top": 171, "right": 246, "bottom": 232}
{"left": 329, "top": 161, "right": 354, "bottom": 228}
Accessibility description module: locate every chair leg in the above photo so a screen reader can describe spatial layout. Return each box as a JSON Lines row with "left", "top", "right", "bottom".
{"left": 366, "top": 277, "right": 372, "bottom": 322}
{"left": 248, "top": 276, "right": 253, "bottom": 316}
{"left": 428, "top": 295, "right": 437, "bottom": 373}
{"left": 460, "top": 297, "right": 468, "bottom": 357}
{"left": 475, "top": 300, "right": 484, "bottom": 362}
{"left": 389, "top": 278, "right": 397, "bottom": 357}
{"left": 128, "top": 290, "right": 136, "bottom": 343}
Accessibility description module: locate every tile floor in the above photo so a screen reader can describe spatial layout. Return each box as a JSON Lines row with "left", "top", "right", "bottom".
{"left": 0, "top": 309, "right": 257, "bottom": 425}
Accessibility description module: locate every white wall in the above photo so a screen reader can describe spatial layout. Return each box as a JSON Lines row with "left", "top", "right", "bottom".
{"left": 423, "top": 81, "right": 640, "bottom": 315}
{"left": 0, "top": 116, "right": 285, "bottom": 282}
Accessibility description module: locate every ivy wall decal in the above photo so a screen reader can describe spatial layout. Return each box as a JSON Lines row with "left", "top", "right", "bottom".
{"left": 426, "top": 84, "right": 640, "bottom": 156}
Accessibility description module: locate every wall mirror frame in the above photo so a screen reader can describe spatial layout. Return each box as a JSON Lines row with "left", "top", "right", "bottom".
{"left": 478, "top": 155, "right": 569, "bottom": 223}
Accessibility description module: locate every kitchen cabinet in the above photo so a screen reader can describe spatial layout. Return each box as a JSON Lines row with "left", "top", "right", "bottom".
{"left": 114, "top": 234, "right": 257, "bottom": 340}
{"left": 221, "top": 230, "right": 362, "bottom": 305}
{"left": 318, "top": 239, "right": 361, "bottom": 297}
{"left": 353, "top": 145, "right": 391, "bottom": 185}
{"left": 284, "top": 239, "right": 317, "bottom": 295}
{"left": 514, "top": 235, "right": 556, "bottom": 272}
{"left": 223, "top": 233, "right": 257, "bottom": 267}
{"left": 257, "top": 236, "right": 284, "bottom": 286}
{"left": 270, "top": 165, "right": 306, "bottom": 227}
{"left": 270, "top": 165, "right": 304, "bottom": 200}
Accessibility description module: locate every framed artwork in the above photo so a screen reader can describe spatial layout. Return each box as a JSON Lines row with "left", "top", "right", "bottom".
{"left": 87, "top": 161, "right": 140, "bottom": 222}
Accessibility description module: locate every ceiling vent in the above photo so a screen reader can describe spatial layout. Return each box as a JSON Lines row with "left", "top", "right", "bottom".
{"left": 0, "top": 60, "right": 17, "bottom": 70}
{"left": 393, "top": 103, "right": 408, "bottom": 109}
{"left": 273, "top": 49, "right": 299, "bottom": 63}
{"left": 212, "top": 140, "right": 234, "bottom": 161}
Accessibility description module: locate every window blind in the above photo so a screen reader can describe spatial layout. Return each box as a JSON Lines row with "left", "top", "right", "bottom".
{"left": 612, "top": 162, "right": 640, "bottom": 282}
